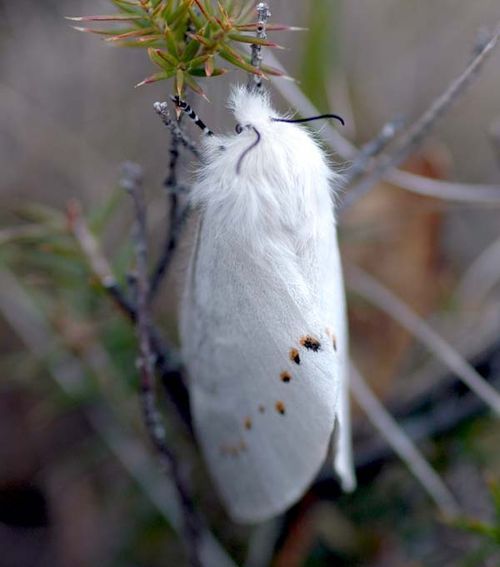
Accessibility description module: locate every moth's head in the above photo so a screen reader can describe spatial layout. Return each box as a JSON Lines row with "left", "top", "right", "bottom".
{"left": 228, "top": 85, "right": 276, "bottom": 134}
{"left": 201, "top": 85, "right": 342, "bottom": 179}
{"left": 196, "top": 85, "right": 286, "bottom": 176}
{"left": 221, "top": 85, "right": 295, "bottom": 175}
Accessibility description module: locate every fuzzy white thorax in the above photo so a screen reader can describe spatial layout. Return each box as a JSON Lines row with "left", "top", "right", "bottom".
{"left": 191, "top": 86, "right": 342, "bottom": 260}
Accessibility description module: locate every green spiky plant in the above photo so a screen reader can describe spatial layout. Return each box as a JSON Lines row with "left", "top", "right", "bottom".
{"left": 69, "top": 0, "right": 290, "bottom": 97}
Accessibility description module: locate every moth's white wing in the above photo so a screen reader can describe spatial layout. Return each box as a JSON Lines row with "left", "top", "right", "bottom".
{"left": 180, "top": 86, "right": 355, "bottom": 523}
{"left": 181, "top": 218, "right": 343, "bottom": 523}
{"left": 326, "top": 235, "right": 356, "bottom": 491}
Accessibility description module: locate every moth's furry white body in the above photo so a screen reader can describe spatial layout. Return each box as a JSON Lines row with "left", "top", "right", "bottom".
{"left": 181, "top": 87, "right": 354, "bottom": 523}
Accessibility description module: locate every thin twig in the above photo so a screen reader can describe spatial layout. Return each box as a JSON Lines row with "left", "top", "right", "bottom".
{"left": 67, "top": 197, "right": 192, "bottom": 430}
{"left": 341, "top": 24, "right": 500, "bottom": 209}
{"left": 456, "top": 234, "right": 500, "bottom": 302}
{"left": 150, "top": 133, "right": 180, "bottom": 298}
{"left": 150, "top": 120, "right": 190, "bottom": 299}
{"left": 125, "top": 162, "right": 202, "bottom": 567}
{"left": 248, "top": 2, "right": 271, "bottom": 91}
{"left": 154, "top": 101, "right": 200, "bottom": 159}
{"left": 0, "top": 267, "right": 236, "bottom": 567}
{"left": 350, "top": 363, "right": 460, "bottom": 517}
{"left": 354, "top": 352, "right": 500, "bottom": 471}
{"left": 386, "top": 170, "right": 500, "bottom": 204}
{"left": 67, "top": 199, "right": 137, "bottom": 319}
{"left": 342, "top": 116, "right": 406, "bottom": 186}
{"left": 347, "top": 265, "right": 500, "bottom": 415}
{"left": 265, "top": 51, "right": 500, "bottom": 204}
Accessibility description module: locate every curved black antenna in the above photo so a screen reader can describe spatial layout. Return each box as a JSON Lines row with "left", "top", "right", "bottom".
{"left": 170, "top": 95, "right": 214, "bottom": 136}
{"left": 272, "top": 113, "right": 345, "bottom": 127}
{"left": 236, "top": 126, "right": 262, "bottom": 175}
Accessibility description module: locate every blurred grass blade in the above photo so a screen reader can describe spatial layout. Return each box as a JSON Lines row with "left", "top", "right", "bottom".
{"left": 299, "top": 0, "right": 339, "bottom": 110}
{"left": 347, "top": 265, "right": 500, "bottom": 416}
{"left": 350, "top": 363, "right": 460, "bottom": 518}
{"left": 456, "top": 235, "right": 500, "bottom": 302}
{"left": 66, "top": 14, "right": 145, "bottom": 21}
{"left": 387, "top": 170, "right": 500, "bottom": 204}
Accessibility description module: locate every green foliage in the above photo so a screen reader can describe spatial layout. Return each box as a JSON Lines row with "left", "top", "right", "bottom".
{"left": 450, "top": 478, "right": 500, "bottom": 566}
{"left": 69, "top": 0, "right": 288, "bottom": 96}
{"left": 299, "top": 0, "right": 340, "bottom": 110}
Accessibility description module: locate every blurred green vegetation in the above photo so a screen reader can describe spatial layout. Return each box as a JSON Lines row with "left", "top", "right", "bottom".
{"left": 1, "top": 0, "right": 500, "bottom": 565}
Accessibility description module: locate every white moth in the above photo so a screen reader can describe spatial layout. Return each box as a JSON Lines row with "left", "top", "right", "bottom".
{"left": 180, "top": 86, "right": 355, "bottom": 524}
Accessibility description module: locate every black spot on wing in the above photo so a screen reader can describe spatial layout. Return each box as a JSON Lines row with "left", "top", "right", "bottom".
{"left": 280, "top": 371, "right": 292, "bottom": 383}
{"left": 289, "top": 348, "right": 301, "bottom": 365}
{"left": 300, "top": 335, "right": 321, "bottom": 352}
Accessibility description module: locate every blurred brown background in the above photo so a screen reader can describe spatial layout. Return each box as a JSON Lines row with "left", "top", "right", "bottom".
{"left": 1, "top": 1, "right": 500, "bottom": 566}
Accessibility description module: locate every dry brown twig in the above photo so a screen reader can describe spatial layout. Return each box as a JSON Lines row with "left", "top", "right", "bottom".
{"left": 124, "top": 162, "right": 203, "bottom": 567}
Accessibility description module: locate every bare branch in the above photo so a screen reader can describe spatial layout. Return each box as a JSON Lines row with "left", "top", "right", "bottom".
{"left": 248, "top": 2, "right": 272, "bottom": 91}
{"left": 0, "top": 267, "right": 236, "bottom": 567}
{"left": 125, "top": 162, "right": 203, "bottom": 567}
{"left": 350, "top": 363, "right": 460, "bottom": 517}
{"left": 67, "top": 197, "right": 192, "bottom": 433}
{"left": 342, "top": 117, "right": 406, "bottom": 186}
{"left": 67, "top": 199, "right": 137, "bottom": 319}
{"left": 342, "top": 24, "right": 500, "bottom": 209}
{"left": 456, "top": 234, "right": 500, "bottom": 302}
{"left": 154, "top": 101, "right": 200, "bottom": 159}
{"left": 347, "top": 265, "right": 500, "bottom": 415}
{"left": 150, "top": 122, "right": 190, "bottom": 299}
{"left": 265, "top": 41, "right": 500, "bottom": 205}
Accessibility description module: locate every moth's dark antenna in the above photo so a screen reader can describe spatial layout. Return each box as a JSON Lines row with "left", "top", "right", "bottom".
{"left": 272, "top": 114, "right": 346, "bottom": 127}
{"left": 236, "top": 126, "right": 262, "bottom": 175}
{"left": 171, "top": 95, "right": 214, "bottom": 136}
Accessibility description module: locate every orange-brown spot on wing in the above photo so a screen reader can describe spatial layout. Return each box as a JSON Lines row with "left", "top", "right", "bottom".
{"left": 289, "top": 347, "right": 301, "bottom": 365}
{"left": 280, "top": 371, "right": 292, "bottom": 383}
{"left": 300, "top": 335, "right": 321, "bottom": 352}
{"left": 244, "top": 417, "right": 252, "bottom": 430}
{"left": 275, "top": 401, "right": 286, "bottom": 415}
{"left": 219, "top": 443, "right": 234, "bottom": 457}
{"left": 220, "top": 440, "right": 245, "bottom": 457}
